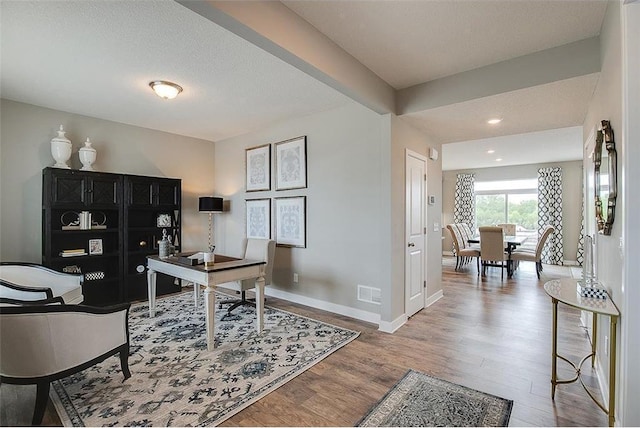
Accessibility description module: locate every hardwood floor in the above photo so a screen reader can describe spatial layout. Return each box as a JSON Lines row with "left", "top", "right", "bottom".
{"left": 1, "top": 257, "right": 608, "bottom": 426}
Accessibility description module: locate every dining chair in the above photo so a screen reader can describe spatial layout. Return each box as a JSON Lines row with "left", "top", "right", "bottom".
{"left": 510, "top": 225, "right": 555, "bottom": 278}
{"left": 446, "top": 224, "right": 480, "bottom": 272}
{"left": 479, "top": 226, "right": 509, "bottom": 278}
{"left": 497, "top": 223, "right": 517, "bottom": 236}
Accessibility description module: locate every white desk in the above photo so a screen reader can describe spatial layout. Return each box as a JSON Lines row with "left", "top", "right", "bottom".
{"left": 544, "top": 278, "right": 620, "bottom": 426}
{"left": 147, "top": 255, "right": 266, "bottom": 351}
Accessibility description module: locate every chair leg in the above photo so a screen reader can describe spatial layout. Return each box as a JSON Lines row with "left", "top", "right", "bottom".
{"left": 120, "top": 345, "right": 131, "bottom": 380}
{"left": 455, "top": 256, "right": 460, "bottom": 270}
{"left": 476, "top": 256, "right": 480, "bottom": 274}
{"left": 536, "top": 262, "right": 541, "bottom": 279}
{"left": 227, "top": 290, "right": 251, "bottom": 314}
{"left": 32, "top": 381, "right": 50, "bottom": 425}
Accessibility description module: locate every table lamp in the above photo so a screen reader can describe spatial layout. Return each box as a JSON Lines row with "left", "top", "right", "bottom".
{"left": 199, "top": 196, "right": 224, "bottom": 252}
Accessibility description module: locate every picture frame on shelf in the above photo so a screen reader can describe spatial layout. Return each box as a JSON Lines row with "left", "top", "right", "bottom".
{"left": 157, "top": 213, "right": 172, "bottom": 228}
{"left": 275, "top": 196, "right": 306, "bottom": 248}
{"left": 246, "top": 144, "right": 271, "bottom": 192}
{"left": 275, "top": 136, "right": 307, "bottom": 190}
{"left": 89, "top": 238, "right": 103, "bottom": 255}
{"left": 246, "top": 198, "right": 271, "bottom": 239}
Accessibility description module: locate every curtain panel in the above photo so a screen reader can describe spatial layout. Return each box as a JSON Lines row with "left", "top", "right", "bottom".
{"left": 454, "top": 173, "right": 475, "bottom": 229}
{"left": 538, "top": 167, "right": 564, "bottom": 265}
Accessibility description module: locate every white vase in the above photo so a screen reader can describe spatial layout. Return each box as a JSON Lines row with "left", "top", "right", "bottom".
{"left": 79, "top": 137, "right": 97, "bottom": 171}
{"left": 51, "top": 125, "right": 72, "bottom": 169}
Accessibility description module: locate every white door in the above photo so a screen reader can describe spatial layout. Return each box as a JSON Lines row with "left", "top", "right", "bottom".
{"left": 405, "top": 150, "right": 426, "bottom": 317}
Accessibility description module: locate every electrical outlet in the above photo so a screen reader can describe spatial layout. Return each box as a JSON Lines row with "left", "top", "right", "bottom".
{"left": 293, "top": 273, "right": 299, "bottom": 283}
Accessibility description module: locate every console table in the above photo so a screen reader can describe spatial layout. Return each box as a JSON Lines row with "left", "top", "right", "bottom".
{"left": 543, "top": 278, "right": 620, "bottom": 426}
{"left": 147, "top": 255, "right": 266, "bottom": 351}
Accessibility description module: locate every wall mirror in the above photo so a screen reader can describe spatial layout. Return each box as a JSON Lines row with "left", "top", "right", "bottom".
{"left": 594, "top": 120, "right": 617, "bottom": 235}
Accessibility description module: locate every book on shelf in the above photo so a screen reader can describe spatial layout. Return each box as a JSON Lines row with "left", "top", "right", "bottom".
{"left": 60, "top": 249, "right": 87, "bottom": 257}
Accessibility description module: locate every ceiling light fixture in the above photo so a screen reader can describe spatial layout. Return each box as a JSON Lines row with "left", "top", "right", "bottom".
{"left": 149, "top": 80, "right": 183, "bottom": 100}
{"left": 496, "top": 158, "right": 503, "bottom": 162}
{"left": 487, "top": 118, "right": 502, "bottom": 125}
{"left": 487, "top": 149, "right": 495, "bottom": 154}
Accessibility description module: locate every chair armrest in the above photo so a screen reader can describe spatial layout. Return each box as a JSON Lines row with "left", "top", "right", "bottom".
{"left": 0, "top": 279, "right": 53, "bottom": 301}
{"left": 0, "top": 295, "right": 64, "bottom": 306}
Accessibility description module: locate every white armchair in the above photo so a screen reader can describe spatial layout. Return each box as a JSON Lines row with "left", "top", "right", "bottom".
{"left": 219, "top": 238, "right": 276, "bottom": 314}
{"left": 0, "top": 262, "right": 83, "bottom": 304}
{"left": 0, "top": 301, "right": 131, "bottom": 425}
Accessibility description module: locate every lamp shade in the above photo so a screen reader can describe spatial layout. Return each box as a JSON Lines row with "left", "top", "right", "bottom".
{"left": 199, "top": 197, "right": 223, "bottom": 213}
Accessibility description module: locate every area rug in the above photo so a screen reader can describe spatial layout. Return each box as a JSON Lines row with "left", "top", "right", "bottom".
{"left": 357, "top": 369, "right": 513, "bottom": 427}
{"left": 50, "top": 291, "right": 359, "bottom": 426}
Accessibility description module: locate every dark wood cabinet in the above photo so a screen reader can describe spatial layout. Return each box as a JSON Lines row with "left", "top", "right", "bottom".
{"left": 42, "top": 168, "right": 181, "bottom": 306}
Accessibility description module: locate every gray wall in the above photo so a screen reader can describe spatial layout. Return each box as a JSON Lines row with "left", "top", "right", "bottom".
{"left": 0, "top": 99, "right": 216, "bottom": 261}
{"left": 442, "top": 160, "right": 583, "bottom": 263}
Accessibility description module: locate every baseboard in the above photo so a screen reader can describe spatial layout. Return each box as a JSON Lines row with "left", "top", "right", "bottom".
{"left": 426, "top": 289, "right": 444, "bottom": 307}
{"left": 563, "top": 260, "right": 579, "bottom": 266}
{"left": 264, "top": 287, "right": 381, "bottom": 326}
{"left": 443, "top": 251, "right": 454, "bottom": 256}
{"left": 378, "top": 314, "right": 407, "bottom": 334}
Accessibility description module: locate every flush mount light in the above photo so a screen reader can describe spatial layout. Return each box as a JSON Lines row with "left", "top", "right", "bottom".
{"left": 487, "top": 118, "right": 502, "bottom": 125}
{"left": 496, "top": 158, "right": 503, "bottom": 162}
{"left": 149, "top": 80, "right": 183, "bottom": 99}
{"left": 487, "top": 149, "right": 495, "bottom": 154}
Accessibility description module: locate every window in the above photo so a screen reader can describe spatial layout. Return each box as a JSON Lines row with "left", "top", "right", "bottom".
{"left": 475, "top": 179, "right": 538, "bottom": 237}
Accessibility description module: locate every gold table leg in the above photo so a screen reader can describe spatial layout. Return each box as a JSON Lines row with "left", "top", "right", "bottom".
{"left": 608, "top": 316, "right": 618, "bottom": 427}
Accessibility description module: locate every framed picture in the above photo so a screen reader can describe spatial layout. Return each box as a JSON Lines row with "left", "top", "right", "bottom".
{"left": 275, "top": 136, "right": 307, "bottom": 190}
{"left": 157, "top": 213, "right": 172, "bottom": 228}
{"left": 246, "top": 144, "right": 271, "bottom": 192}
{"left": 275, "top": 196, "right": 306, "bottom": 248}
{"left": 246, "top": 198, "right": 271, "bottom": 239}
{"left": 88, "top": 238, "right": 103, "bottom": 255}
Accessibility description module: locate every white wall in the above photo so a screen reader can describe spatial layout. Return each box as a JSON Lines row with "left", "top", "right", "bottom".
{"left": 0, "top": 99, "right": 216, "bottom": 261}
{"left": 442, "top": 161, "right": 583, "bottom": 263}
{"left": 214, "top": 103, "right": 389, "bottom": 320}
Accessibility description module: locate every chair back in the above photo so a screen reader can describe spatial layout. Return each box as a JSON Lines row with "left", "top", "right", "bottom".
{"left": 479, "top": 226, "right": 506, "bottom": 261}
{"left": 446, "top": 224, "right": 461, "bottom": 253}
{"left": 242, "top": 238, "right": 276, "bottom": 285}
{"left": 497, "top": 223, "right": 516, "bottom": 236}
{"left": 535, "top": 225, "right": 555, "bottom": 258}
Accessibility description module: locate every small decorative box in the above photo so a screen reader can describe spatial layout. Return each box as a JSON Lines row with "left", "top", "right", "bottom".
{"left": 577, "top": 281, "right": 608, "bottom": 299}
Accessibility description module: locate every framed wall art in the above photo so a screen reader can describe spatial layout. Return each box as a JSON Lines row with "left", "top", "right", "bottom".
{"left": 246, "top": 144, "right": 271, "bottom": 192}
{"left": 275, "top": 196, "right": 306, "bottom": 248}
{"left": 246, "top": 198, "right": 271, "bottom": 239}
{"left": 275, "top": 136, "right": 307, "bottom": 190}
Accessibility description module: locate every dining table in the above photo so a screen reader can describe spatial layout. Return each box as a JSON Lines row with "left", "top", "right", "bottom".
{"left": 467, "top": 234, "right": 528, "bottom": 277}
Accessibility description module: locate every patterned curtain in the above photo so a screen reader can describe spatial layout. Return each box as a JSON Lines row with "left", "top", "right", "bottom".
{"left": 454, "top": 173, "right": 475, "bottom": 229}
{"left": 576, "top": 193, "right": 585, "bottom": 266}
{"left": 538, "top": 167, "right": 563, "bottom": 265}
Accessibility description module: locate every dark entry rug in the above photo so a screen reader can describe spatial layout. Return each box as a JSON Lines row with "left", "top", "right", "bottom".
{"left": 357, "top": 369, "right": 513, "bottom": 427}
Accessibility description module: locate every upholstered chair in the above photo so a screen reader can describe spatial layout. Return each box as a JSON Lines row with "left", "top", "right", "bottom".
{"left": 479, "top": 226, "right": 509, "bottom": 278}
{"left": 497, "top": 223, "right": 517, "bottom": 236}
{"left": 446, "top": 224, "right": 480, "bottom": 272}
{"left": 219, "top": 238, "right": 276, "bottom": 314}
{"left": 510, "top": 225, "right": 555, "bottom": 279}
{"left": 0, "top": 301, "right": 131, "bottom": 425}
{"left": 0, "top": 262, "right": 83, "bottom": 304}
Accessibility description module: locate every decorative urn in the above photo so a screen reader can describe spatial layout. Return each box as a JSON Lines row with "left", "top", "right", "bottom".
{"left": 50, "top": 125, "right": 72, "bottom": 169}
{"left": 79, "top": 137, "right": 97, "bottom": 171}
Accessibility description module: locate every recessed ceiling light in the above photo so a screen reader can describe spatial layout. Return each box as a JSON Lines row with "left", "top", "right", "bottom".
{"left": 149, "top": 80, "right": 183, "bottom": 100}
{"left": 487, "top": 149, "right": 495, "bottom": 154}
{"left": 496, "top": 158, "right": 503, "bottom": 162}
{"left": 487, "top": 118, "right": 502, "bottom": 125}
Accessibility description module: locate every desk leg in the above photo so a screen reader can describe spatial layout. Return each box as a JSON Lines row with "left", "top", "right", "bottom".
{"left": 147, "top": 269, "right": 157, "bottom": 317}
{"left": 608, "top": 315, "right": 618, "bottom": 427}
{"left": 204, "top": 284, "right": 216, "bottom": 351}
{"left": 551, "top": 297, "right": 558, "bottom": 399}
{"left": 592, "top": 312, "right": 598, "bottom": 367}
{"left": 255, "top": 275, "right": 265, "bottom": 333}
{"left": 193, "top": 281, "right": 199, "bottom": 307}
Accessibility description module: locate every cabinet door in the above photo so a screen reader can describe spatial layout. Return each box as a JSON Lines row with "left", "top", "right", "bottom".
{"left": 127, "top": 178, "right": 154, "bottom": 207}
{"left": 87, "top": 176, "right": 120, "bottom": 207}
{"left": 50, "top": 170, "right": 86, "bottom": 206}
{"left": 157, "top": 180, "right": 180, "bottom": 206}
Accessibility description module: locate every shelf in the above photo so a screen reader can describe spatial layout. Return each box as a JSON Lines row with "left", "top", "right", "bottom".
{"left": 52, "top": 252, "right": 120, "bottom": 262}
{"left": 53, "top": 227, "right": 119, "bottom": 234}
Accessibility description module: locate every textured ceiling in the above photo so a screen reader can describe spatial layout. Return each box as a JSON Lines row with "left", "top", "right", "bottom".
{"left": 0, "top": 0, "right": 348, "bottom": 142}
{"left": 283, "top": 0, "right": 607, "bottom": 89}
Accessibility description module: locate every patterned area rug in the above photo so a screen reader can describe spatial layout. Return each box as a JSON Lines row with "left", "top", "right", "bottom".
{"left": 357, "top": 370, "right": 513, "bottom": 427}
{"left": 51, "top": 291, "right": 359, "bottom": 426}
